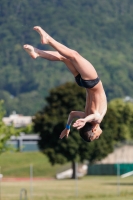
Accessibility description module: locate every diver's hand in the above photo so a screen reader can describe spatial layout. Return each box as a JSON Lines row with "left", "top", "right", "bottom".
{"left": 73, "top": 118, "right": 86, "bottom": 129}
{"left": 59, "top": 128, "right": 70, "bottom": 139}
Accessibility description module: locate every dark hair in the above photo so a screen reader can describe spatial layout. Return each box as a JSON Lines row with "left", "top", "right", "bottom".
{"left": 79, "top": 122, "right": 93, "bottom": 142}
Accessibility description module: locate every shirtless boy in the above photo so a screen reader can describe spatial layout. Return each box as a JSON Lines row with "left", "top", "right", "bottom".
{"left": 23, "top": 26, "right": 107, "bottom": 142}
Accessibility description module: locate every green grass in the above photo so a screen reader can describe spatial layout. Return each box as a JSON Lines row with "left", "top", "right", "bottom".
{"left": 0, "top": 152, "right": 133, "bottom": 200}
{"left": 0, "top": 151, "right": 69, "bottom": 177}
{"left": 1, "top": 176, "right": 133, "bottom": 200}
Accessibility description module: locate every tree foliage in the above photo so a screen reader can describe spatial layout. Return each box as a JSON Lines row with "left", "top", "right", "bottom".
{"left": 0, "top": 101, "right": 20, "bottom": 153}
{"left": 102, "top": 98, "right": 133, "bottom": 141}
{"left": 0, "top": 0, "right": 133, "bottom": 115}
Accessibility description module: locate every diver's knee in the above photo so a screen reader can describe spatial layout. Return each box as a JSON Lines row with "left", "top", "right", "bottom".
{"left": 69, "top": 50, "right": 79, "bottom": 60}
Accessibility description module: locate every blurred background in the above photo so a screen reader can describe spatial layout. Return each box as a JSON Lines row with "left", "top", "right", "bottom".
{"left": 0, "top": 0, "right": 133, "bottom": 199}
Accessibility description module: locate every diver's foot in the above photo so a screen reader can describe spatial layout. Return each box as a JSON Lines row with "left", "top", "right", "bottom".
{"left": 33, "top": 26, "right": 50, "bottom": 44}
{"left": 23, "top": 44, "right": 39, "bottom": 59}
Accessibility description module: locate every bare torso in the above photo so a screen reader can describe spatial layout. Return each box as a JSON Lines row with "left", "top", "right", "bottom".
{"left": 85, "top": 80, "right": 107, "bottom": 124}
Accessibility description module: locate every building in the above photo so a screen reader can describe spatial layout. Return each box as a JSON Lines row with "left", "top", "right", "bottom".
{"left": 7, "top": 133, "right": 40, "bottom": 152}
{"left": 88, "top": 144, "right": 133, "bottom": 175}
{"left": 3, "top": 112, "right": 32, "bottom": 128}
{"left": 3, "top": 112, "right": 39, "bottom": 152}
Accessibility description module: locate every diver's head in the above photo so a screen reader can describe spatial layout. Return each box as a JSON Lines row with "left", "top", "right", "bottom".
{"left": 79, "top": 123, "right": 102, "bottom": 142}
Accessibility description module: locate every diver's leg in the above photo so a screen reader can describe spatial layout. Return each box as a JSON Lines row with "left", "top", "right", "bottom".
{"left": 23, "top": 44, "right": 78, "bottom": 76}
{"left": 33, "top": 26, "right": 98, "bottom": 79}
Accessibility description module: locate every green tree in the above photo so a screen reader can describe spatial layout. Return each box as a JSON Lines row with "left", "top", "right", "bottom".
{"left": 101, "top": 98, "right": 133, "bottom": 142}
{"left": 33, "top": 83, "right": 114, "bottom": 178}
{"left": 0, "top": 100, "right": 20, "bottom": 153}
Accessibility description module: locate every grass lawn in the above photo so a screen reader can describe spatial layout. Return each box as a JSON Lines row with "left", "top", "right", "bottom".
{"left": 1, "top": 176, "right": 133, "bottom": 200}
{"left": 0, "top": 151, "right": 70, "bottom": 177}
{"left": 0, "top": 152, "right": 133, "bottom": 200}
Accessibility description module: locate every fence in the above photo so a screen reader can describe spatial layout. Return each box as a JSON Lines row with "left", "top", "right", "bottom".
{"left": 88, "top": 163, "right": 133, "bottom": 175}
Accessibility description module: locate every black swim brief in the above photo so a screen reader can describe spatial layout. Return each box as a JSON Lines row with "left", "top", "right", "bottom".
{"left": 75, "top": 74, "right": 100, "bottom": 89}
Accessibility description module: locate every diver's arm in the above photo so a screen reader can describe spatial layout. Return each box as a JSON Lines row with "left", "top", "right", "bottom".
{"left": 73, "top": 113, "right": 100, "bottom": 129}
{"left": 67, "top": 111, "right": 85, "bottom": 126}
{"left": 59, "top": 111, "right": 85, "bottom": 139}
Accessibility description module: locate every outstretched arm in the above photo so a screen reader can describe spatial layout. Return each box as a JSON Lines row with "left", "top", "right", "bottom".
{"left": 59, "top": 111, "right": 85, "bottom": 139}
{"left": 73, "top": 113, "right": 100, "bottom": 129}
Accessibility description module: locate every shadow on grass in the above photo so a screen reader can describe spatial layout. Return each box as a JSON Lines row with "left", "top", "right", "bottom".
{"left": 103, "top": 182, "right": 133, "bottom": 186}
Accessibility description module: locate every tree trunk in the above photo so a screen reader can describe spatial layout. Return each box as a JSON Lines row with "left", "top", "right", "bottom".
{"left": 71, "top": 161, "right": 77, "bottom": 179}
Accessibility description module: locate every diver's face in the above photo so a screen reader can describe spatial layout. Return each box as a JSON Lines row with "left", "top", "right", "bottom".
{"left": 90, "top": 125, "right": 102, "bottom": 141}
